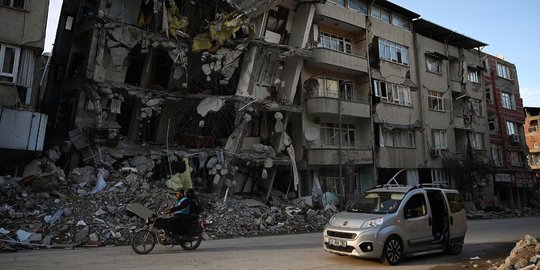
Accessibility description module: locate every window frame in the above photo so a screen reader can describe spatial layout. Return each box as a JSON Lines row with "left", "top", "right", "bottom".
{"left": 347, "top": 0, "right": 367, "bottom": 14}
{"left": 471, "top": 99, "right": 483, "bottom": 117}
{"left": 318, "top": 32, "right": 353, "bottom": 54}
{"left": 470, "top": 132, "right": 484, "bottom": 150}
{"left": 506, "top": 121, "right": 518, "bottom": 136}
{"left": 1, "top": 0, "right": 25, "bottom": 9}
{"left": 497, "top": 62, "right": 511, "bottom": 80}
{"left": 431, "top": 130, "right": 448, "bottom": 150}
{"left": 320, "top": 122, "right": 357, "bottom": 148}
{"left": 428, "top": 91, "right": 445, "bottom": 111}
{"left": 316, "top": 77, "right": 358, "bottom": 101}
{"left": 467, "top": 67, "right": 480, "bottom": 83}
{"left": 501, "top": 92, "right": 516, "bottom": 110}
{"left": 426, "top": 55, "right": 442, "bottom": 74}
{"left": 0, "top": 43, "right": 21, "bottom": 84}
{"left": 378, "top": 38, "right": 408, "bottom": 65}
{"left": 381, "top": 129, "right": 416, "bottom": 148}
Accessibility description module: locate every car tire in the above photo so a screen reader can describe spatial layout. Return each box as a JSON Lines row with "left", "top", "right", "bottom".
{"left": 382, "top": 236, "right": 403, "bottom": 265}
{"left": 446, "top": 243, "right": 463, "bottom": 255}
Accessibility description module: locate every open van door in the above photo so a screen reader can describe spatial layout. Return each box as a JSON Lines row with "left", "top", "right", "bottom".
{"left": 443, "top": 191, "right": 467, "bottom": 254}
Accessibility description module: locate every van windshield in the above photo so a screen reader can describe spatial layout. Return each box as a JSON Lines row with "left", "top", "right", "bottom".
{"left": 347, "top": 192, "right": 405, "bottom": 214}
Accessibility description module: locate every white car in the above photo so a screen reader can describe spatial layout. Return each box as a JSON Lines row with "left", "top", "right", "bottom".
{"left": 323, "top": 183, "right": 467, "bottom": 265}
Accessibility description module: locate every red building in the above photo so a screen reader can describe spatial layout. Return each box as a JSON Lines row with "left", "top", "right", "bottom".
{"left": 483, "top": 54, "right": 536, "bottom": 208}
{"left": 525, "top": 107, "right": 540, "bottom": 175}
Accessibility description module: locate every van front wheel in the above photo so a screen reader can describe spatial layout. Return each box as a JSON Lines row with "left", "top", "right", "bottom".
{"left": 382, "top": 236, "right": 403, "bottom": 265}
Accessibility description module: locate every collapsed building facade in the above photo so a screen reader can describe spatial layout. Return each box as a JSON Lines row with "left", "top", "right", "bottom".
{"left": 41, "top": 0, "right": 536, "bottom": 207}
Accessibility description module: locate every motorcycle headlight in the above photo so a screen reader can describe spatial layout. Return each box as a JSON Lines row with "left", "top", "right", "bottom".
{"left": 362, "top": 217, "right": 384, "bottom": 229}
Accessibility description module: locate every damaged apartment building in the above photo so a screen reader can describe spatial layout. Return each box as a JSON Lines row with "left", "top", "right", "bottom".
{"left": 43, "top": 0, "right": 535, "bottom": 205}
{"left": 0, "top": 0, "right": 50, "bottom": 173}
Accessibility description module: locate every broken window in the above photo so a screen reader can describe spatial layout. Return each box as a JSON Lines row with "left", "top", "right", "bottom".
{"left": 149, "top": 49, "right": 172, "bottom": 88}
{"left": 0, "top": 43, "right": 20, "bottom": 83}
{"left": 125, "top": 44, "right": 145, "bottom": 86}
{"left": 529, "top": 120, "right": 538, "bottom": 133}
{"left": 506, "top": 121, "right": 519, "bottom": 136}
{"left": 426, "top": 55, "right": 442, "bottom": 74}
{"left": 471, "top": 99, "right": 483, "bottom": 116}
{"left": 378, "top": 38, "right": 408, "bottom": 65}
{"left": 390, "top": 84, "right": 411, "bottom": 106}
{"left": 265, "top": 6, "right": 289, "bottom": 44}
{"left": 380, "top": 129, "right": 415, "bottom": 148}
{"left": 348, "top": 0, "right": 367, "bottom": 14}
{"left": 373, "top": 79, "right": 387, "bottom": 101}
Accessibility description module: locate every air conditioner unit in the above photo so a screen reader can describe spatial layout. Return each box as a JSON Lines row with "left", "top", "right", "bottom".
{"left": 430, "top": 148, "right": 442, "bottom": 157}
{"left": 510, "top": 134, "right": 520, "bottom": 143}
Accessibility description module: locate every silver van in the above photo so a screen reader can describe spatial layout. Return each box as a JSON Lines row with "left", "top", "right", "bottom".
{"left": 323, "top": 182, "right": 467, "bottom": 265}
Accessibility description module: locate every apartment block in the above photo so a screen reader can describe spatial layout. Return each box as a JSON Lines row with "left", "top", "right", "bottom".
{"left": 0, "top": 0, "right": 50, "bottom": 172}
{"left": 525, "top": 107, "right": 540, "bottom": 178}
{"left": 40, "top": 0, "right": 536, "bottom": 207}
{"left": 483, "top": 54, "right": 536, "bottom": 208}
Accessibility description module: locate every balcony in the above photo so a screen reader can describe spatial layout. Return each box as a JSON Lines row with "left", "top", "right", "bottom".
{"left": 306, "top": 141, "right": 372, "bottom": 165}
{"left": 305, "top": 92, "right": 370, "bottom": 118}
{"left": 453, "top": 115, "right": 471, "bottom": 129}
{"left": 314, "top": 2, "right": 366, "bottom": 32}
{"left": 305, "top": 46, "right": 368, "bottom": 75}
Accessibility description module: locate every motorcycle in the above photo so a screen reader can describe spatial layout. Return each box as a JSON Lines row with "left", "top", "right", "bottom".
{"left": 127, "top": 203, "right": 204, "bottom": 254}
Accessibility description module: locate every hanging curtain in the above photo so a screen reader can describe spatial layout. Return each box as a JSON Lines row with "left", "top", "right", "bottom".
{"left": 16, "top": 48, "right": 35, "bottom": 88}
{"left": 406, "top": 169, "right": 419, "bottom": 186}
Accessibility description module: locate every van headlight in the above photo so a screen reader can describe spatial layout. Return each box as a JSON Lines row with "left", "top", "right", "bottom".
{"left": 362, "top": 217, "right": 384, "bottom": 229}
{"left": 329, "top": 215, "right": 336, "bottom": 225}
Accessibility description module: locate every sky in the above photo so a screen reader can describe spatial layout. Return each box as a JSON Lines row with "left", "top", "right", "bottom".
{"left": 44, "top": 0, "right": 540, "bottom": 107}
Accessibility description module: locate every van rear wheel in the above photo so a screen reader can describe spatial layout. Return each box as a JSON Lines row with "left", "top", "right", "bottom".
{"left": 446, "top": 243, "right": 463, "bottom": 255}
{"left": 382, "top": 236, "right": 403, "bottom": 265}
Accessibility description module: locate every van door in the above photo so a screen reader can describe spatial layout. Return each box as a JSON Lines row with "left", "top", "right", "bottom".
{"left": 444, "top": 192, "right": 467, "bottom": 245}
{"left": 401, "top": 192, "right": 434, "bottom": 252}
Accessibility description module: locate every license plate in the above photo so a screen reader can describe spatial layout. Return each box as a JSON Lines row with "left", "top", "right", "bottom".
{"left": 328, "top": 238, "right": 347, "bottom": 247}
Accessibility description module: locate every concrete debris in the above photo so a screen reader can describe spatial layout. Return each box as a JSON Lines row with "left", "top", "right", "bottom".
{"left": 489, "top": 235, "right": 540, "bottom": 270}
{"left": 197, "top": 97, "right": 225, "bottom": 117}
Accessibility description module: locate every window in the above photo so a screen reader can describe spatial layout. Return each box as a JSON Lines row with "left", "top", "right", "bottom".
{"left": 322, "top": 176, "right": 345, "bottom": 195}
{"left": 510, "top": 151, "right": 522, "bottom": 166}
{"left": 371, "top": 6, "right": 390, "bottom": 23}
{"left": 470, "top": 133, "right": 484, "bottom": 150}
{"left": 445, "top": 193, "right": 465, "bottom": 213}
{"left": 373, "top": 80, "right": 388, "bottom": 101}
{"left": 381, "top": 129, "right": 416, "bottom": 148}
{"left": 373, "top": 80, "right": 411, "bottom": 106}
{"left": 471, "top": 99, "right": 483, "bottom": 116}
{"left": 348, "top": 0, "right": 367, "bottom": 14}
{"left": 391, "top": 84, "right": 412, "bottom": 106}
{"left": 491, "top": 146, "right": 503, "bottom": 167}
{"left": 319, "top": 32, "right": 352, "bottom": 54}
{"left": 485, "top": 88, "right": 493, "bottom": 104}
{"left": 320, "top": 123, "right": 356, "bottom": 147}
{"left": 506, "top": 121, "right": 518, "bottom": 135}
{"left": 391, "top": 13, "right": 410, "bottom": 31}
{"left": 467, "top": 67, "right": 480, "bottom": 83}
{"left": 501, "top": 92, "right": 516, "bottom": 110}
{"left": 497, "top": 62, "right": 511, "bottom": 79}
{"left": 316, "top": 77, "right": 357, "bottom": 101}
{"left": 431, "top": 130, "right": 447, "bottom": 150}
{"left": 426, "top": 56, "right": 442, "bottom": 74}
{"left": 328, "top": 0, "right": 345, "bottom": 7}
{"left": 1, "top": 0, "right": 25, "bottom": 9}
{"left": 378, "top": 38, "right": 408, "bottom": 65}
{"left": 529, "top": 120, "right": 539, "bottom": 133}
{"left": 530, "top": 153, "right": 540, "bottom": 166}
{"left": 404, "top": 194, "right": 426, "bottom": 219}
{"left": 431, "top": 169, "right": 450, "bottom": 186}
{"left": 0, "top": 43, "right": 20, "bottom": 83}
{"left": 428, "top": 91, "right": 445, "bottom": 111}
{"left": 488, "top": 114, "right": 497, "bottom": 131}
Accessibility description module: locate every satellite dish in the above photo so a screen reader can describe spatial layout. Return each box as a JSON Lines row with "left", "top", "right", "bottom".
{"left": 304, "top": 127, "right": 320, "bottom": 141}
{"left": 303, "top": 78, "right": 320, "bottom": 94}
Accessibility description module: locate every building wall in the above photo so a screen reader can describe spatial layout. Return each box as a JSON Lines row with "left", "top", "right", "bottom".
{"left": 0, "top": 0, "right": 49, "bottom": 49}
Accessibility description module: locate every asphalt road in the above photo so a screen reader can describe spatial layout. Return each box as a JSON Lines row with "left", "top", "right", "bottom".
{"left": 1, "top": 216, "right": 539, "bottom": 270}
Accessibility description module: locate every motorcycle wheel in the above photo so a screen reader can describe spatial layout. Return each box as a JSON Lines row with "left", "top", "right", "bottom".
{"left": 179, "top": 233, "right": 202, "bottom": 251}
{"left": 131, "top": 229, "right": 156, "bottom": 254}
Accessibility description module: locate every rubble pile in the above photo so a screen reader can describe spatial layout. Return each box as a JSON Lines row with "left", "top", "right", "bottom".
{"left": 0, "top": 156, "right": 335, "bottom": 251}
{"left": 467, "top": 207, "right": 540, "bottom": 220}
{"left": 490, "top": 235, "right": 540, "bottom": 270}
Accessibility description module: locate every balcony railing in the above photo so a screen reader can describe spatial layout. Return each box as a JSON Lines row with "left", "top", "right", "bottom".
{"left": 308, "top": 91, "right": 370, "bottom": 104}
{"left": 307, "top": 140, "right": 371, "bottom": 150}
{"left": 305, "top": 42, "right": 367, "bottom": 58}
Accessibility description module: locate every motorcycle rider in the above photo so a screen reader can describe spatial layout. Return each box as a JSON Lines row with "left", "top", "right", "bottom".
{"left": 164, "top": 189, "right": 191, "bottom": 239}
